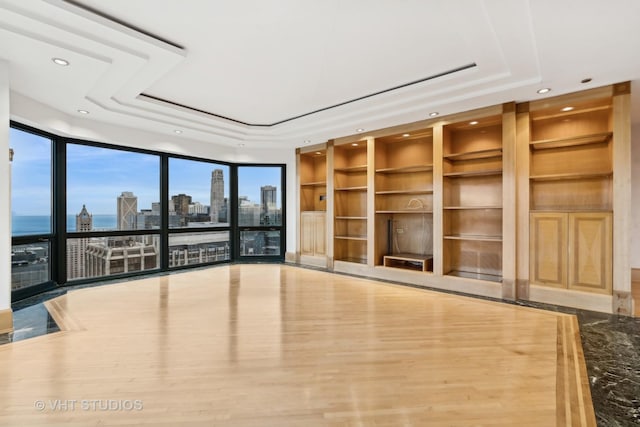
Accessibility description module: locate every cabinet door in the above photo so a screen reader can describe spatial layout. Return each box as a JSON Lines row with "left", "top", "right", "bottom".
{"left": 530, "top": 213, "right": 567, "bottom": 288}
{"left": 300, "top": 212, "right": 315, "bottom": 255}
{"left": 568, "top": 212, "right": 612, "bottom": 294}
{"left": 313, "top": 212, "right": 326, "bottom": 256}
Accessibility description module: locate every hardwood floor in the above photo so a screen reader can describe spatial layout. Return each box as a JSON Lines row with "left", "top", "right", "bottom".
{"left": 0, "top": 265, "right": 595, "bottom": 426}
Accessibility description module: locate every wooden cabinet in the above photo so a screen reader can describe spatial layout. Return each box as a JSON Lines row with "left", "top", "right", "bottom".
{"left": 527, "top": 92, "right": 614, "bottom": 295}
{"left": 442, "top": 115, "right": 503, "bottom": 282}
{"left": 298, "top": 147, "right": 327, "bottom": 266}
{"left": 530, "top": 212, "right": 611, "bottom": 294}
{"left": 374, "top": 129, "right": 434, "bottom": 271}
{"left": 333, "top": 141, "right": 369, "bottom": 264}
{"left": 300, "top": 211, "right": 326, "bottom": 257}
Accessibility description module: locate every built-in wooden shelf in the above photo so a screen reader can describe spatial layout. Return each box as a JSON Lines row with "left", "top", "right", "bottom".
{"left": 444, "top": 234, "right": 502, "bottom": 242}
{"left": 335, "top": 186, "right": 368, "bottom": 191}
{"left": 529, "top": 171, "right": 613, "bottom": 181}
{"left": 446, "top": 270, "right": 502, "bottom": 283}
{"left": 375, "top": 165, "right": 433, "bottom": 174}
{"left": 443, "top": 169, "right": 503, "bottom": 178}
{"left": 300, "top": 181, "right": 327, "bottom": 187}
{"left": 375, "top": 189, "right": 433, "bottom": 195}
{"left": 376, "top": 210, "right": 433, "bottom": 214}
{"left": 334, "top": 165, "right": 367, "bottom": 172}
{"left": 335, "top": 235, "right": 367, "bottom": 241}
{"left": 383, "top": 253, "right": 433, "bottom": 272}
{"left": 443, "top": 148, "right": 503, "bottom": 161}
{"left": 530, "top": 209, "right": 613, "bottom": 214}
{"left": 335, "top": 216, "right": 367, "bottom": 220}
{"left": 529, "top": 132, "right": 612, "bottom": 150}
{"left": 443, "top": 206, "right": 502, "bottom": 210}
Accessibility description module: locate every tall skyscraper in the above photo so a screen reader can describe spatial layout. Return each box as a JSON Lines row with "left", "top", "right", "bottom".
{"left": 117, "top": 191, "right": 138, "bottom": 230}
{"left": 67, "top": 204, "right": 93, "bottom": 279}
{"left": 260, "top": 185, "right": 277, "bottom": 225}
{"left": 171, "top": 193, "right": 192, "bottom": 217}
{"left": 210, "top": 169, "right": 224, "bottom": 223}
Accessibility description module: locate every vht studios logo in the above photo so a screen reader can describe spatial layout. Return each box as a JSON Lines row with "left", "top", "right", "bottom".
{"left": 34, "top": 399, "right": 143, "bottom": 412}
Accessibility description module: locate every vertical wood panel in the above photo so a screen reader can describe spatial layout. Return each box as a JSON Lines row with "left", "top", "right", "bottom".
{"left": 568, "top": 212, "right": 612, "bottom": 294}
{"left": 502, "top": 102, "right": 517, "bottom": 298}
{"left": 530, "top": 213, "right": 567, "bottom": 288}
{"left": 432, "top": 124, "right": 444, "bottom": 275}
{"left": 516, "top": 102, "right": 531, "bottom": 298}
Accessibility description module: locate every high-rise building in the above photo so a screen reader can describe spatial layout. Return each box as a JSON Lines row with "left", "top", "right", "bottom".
{"left": 210, "top": 169, "right": 225, "bottom": 223}
{"left": 117, "top": 192, "right": 138, "bottom": 230}
{"left": 67, "top": 204, "right": 93, "bottom": 279}
{"left": 171, "top": 193, "right": 192, "bottom": 217}
{"left": 260, "top": 185, "right": 277, "bottom": 225}
{"left": 85, "top": 237, "right": 158, "bottom": 277}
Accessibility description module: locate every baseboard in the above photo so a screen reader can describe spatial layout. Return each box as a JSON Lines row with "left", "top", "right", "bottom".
{"left": 0, "top": 308, "right": 13, "bottom": 334}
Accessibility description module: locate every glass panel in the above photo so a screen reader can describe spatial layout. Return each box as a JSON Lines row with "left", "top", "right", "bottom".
{"left": 11, "top": 242, "right": 50, "bottom": 291}
{"left": 168, "top": 158, "right": 230, "bottom": 228}
{"left": 239, "top": 230, "right": 281, "bottom": 256}
{"left": 67, "top": 234, "right": 159, "bottom": 280}
{"left": 66, "top": 144, "right": 160, "bottom": 231}
{"left": 10, "top": 128, "right": 52, "bottom": 236}
{"left": 169, "top": 231, "right": 230, "bottom": 267}
{"left": 237, "top": 166, "right": 282, "bottom": 226}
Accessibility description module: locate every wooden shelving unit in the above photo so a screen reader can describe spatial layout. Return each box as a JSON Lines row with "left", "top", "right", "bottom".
{"left": 298, "top": 147, "right": 328, "bottom": 266}
{"left": 333, "top": 141, "right": 369, "bottom": 265}
{"left": 528, "top": 95, "right": 614, "bottom": 294}
{"left": 373, "top": 129, "right": 434, "bottom": 272}
{"left": 442, "top": 115, "right": 503, "bottom": 282}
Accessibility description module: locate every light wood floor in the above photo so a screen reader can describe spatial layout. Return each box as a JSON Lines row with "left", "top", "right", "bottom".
{"left": 0, "top": 265, "right": 595, "bottom": 426}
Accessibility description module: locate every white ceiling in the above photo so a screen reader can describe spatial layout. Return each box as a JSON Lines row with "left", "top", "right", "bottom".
{"left": 1, "top": 0, "right": 639, "bottom": 149}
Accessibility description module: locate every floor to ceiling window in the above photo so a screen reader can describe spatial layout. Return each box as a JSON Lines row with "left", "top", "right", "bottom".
{"left": 236, "top": 165, "right": 285, "bottom": 259}
{"left": 65, "top": 143, "right": 161, "bottom": 281}
{"left": 8, "top": 123, "right": 287, "bottom": 298}
{"left": 10, "top": 126, "right": 53, "bottom": 295}
{"left": 168, "top": 157, "right": 231, "bottom": 267}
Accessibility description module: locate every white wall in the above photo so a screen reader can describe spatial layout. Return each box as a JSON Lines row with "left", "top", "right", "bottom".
{"left": 10, "top": 93, "right": 299, "bottom": 255}
{"left": 630, "top": 122, "right": 640, "bottom": 268}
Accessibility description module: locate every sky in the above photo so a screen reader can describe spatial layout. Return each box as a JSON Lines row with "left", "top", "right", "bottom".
{"left": 10, "top": 128, "right": 283, "bottom": 216}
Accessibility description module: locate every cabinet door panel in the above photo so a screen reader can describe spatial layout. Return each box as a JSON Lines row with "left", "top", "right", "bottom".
{"left": 530, "top": 213, "right": 567, "bottom": 288}
{"left": 314, "top": 213, "right": 326, "bottom": 256}
{"left": 568, "top": 212, "right": 612, "bottom": 293}
{"left": 300, "top": 212, "right": 315, "bottom": 255}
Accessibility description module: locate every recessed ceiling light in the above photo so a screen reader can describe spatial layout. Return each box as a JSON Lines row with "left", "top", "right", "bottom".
{"left": 352, "top": 143, "right": 359, "bottom": 146}
{"left": 402, "top": 133, "right": 410, "bottom": 137}
{"left": 537, "top": 88, "right": 551, "bottom": 94}
{"left": 356, "top": 128, "right": 364, "bottom": 133}
{"left": 429, "top": 112, "right": 439, "bottom": 117}
{"left": 303, "top": 140, "right": 311, "bottom": 144}
{"left": 174, "top": 130, "right": 182, "bottom": 134}
{"left": 52, "top": 57, "right": 69, "bottom": 66}
{"left": 562, "top": 107, "right": 574, "bottom": 112}
{"left": 315, "top": 151, "right": 322, "bottom": 155}
{"left": 77, "top": 109, "right": 89, "bottom": 114}
{"left": 581, "top": 78, "right": 592, "bottom": 84}
{"left": 469, "top": 121, "right": 478, "bottom": 125}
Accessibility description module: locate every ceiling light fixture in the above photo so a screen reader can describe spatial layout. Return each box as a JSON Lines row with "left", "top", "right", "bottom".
{"left": 352, "top": 143, "right": 359, "bottom": 147}
{"left": 562, "top": 107, "right": 574, "bottom": 112}
{"left": 52, "top": 57, "right": 69, "bottom": 66}
{"left": 315, "top": 151, "right": 322, "bottom": 155}
{"left": 303, "top": 140, "right": 311, "bottom": 144}
{"left": 537, "top": 88, "right": 551, "bottom": 94}
{"left": 356, "top": 128, "right": 364, "bottom": 133}
{"left": 429, "top": 112, "right": 439, "bottom": 117}
{"left": 174, "top": 130, "right": 183, "bottom": 134}
{"left": 581, "top": 78, "right": 592, "bottom": 84}
{"left": 469, "top": 121, "right": 478, "bottom": 125}
{"left": 402, "top": 133, "right": 410, "bottom": 137}
{"left": 77, "top": 109, "right": 89, "bottom": 114}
